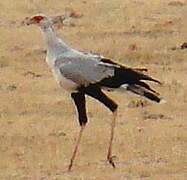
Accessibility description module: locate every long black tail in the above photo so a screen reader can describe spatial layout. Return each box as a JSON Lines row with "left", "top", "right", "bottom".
{"left": 126, "top": 84, "right": 161, "bottom": 103}
{"left": 98, "top": 66, "right": 162, "bottom": 103}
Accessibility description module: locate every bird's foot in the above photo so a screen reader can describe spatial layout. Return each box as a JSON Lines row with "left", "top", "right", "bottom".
{"left": 107, "top": 155, "right": 116, "bottom": 168}
{"left": 68, "top": 160, "right": 73, "bottom": 172}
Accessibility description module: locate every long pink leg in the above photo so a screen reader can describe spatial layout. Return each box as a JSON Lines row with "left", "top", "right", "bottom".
{"left": 68, "top": 125, "right": 85, "bottom": 171}
{"left": 107, "top": 109, "right": 117, "bottom": 168}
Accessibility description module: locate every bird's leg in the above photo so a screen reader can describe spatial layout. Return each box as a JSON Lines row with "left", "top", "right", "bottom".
{"left": 107, "top": 109, "right": 117, "bottom": 168}
{"left": 68, "top": 125, "right": 85, "bottom": 171}
{"left": 83, "top": 85, "right": 118, "bottom": 168}
{"left": 69, "top": 92, "right": 87, "bottom": 171}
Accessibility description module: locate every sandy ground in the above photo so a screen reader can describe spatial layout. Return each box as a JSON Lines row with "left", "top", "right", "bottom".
{"left": 0, "top": 0, "right": 187, "bottom": 179}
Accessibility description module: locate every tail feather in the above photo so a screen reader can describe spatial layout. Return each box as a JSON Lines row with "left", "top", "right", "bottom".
{"left": 125, "top": 68, "right": 161, "bottom": 84}
{"left": 126, "top": 84, "right": 161, "bottom": 103}
{"left": 98, "top": 64, "right": 162, "bottom": 103}
{"left": 135, "top": 81, "right": 160, "bottom": 95}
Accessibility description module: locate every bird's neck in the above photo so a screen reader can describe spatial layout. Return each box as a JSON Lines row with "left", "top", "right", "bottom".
{"left": 41, "top": 26, "right": 69, "bottom": 67}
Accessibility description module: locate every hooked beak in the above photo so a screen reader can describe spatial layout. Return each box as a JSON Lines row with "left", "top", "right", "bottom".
{"left": 22, "top": 17, "right": 35, "bottom": 26}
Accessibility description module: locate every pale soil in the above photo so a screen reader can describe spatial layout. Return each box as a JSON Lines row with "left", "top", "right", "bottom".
{"left": 0, "top": 0, "right": 186, "bottom": 179}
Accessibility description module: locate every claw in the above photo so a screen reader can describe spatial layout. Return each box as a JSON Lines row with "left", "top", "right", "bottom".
{"left": 107, "top": 155, "right": 116, "bottom": 168}
{"left": 68, "top": 161, "right": 73, "bottom": 172}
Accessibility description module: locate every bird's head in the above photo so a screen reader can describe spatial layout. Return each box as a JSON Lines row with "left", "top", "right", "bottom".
{"left": 24, "top": 14, "right": 53, "bottom": 29}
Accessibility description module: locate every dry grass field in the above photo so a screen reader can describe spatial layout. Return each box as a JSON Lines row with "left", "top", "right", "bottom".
{"left": 0, "top": 0, "right": 187, "bottom": 179}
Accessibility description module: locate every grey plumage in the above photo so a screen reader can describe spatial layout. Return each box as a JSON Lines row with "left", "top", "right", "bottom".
{"left": 54, "top": 56, "right": 115, "bottom": 87}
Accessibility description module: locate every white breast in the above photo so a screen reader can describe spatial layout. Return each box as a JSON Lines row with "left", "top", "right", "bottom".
{"left": 52, "top": 68, "right": 78, "bottom": 92}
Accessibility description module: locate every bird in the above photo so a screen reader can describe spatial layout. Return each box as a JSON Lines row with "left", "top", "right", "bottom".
{"left": 24, "top": 14, "right": 163, "bottom": 171}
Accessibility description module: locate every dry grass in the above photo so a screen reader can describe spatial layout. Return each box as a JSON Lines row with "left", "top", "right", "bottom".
{"left": 0, "top": 0, "right": 187, "bottom": 179}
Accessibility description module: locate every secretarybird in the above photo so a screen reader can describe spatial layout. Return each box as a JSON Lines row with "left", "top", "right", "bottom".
{"left": 25, "top": 14, "right": 163, "bottom": 171}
